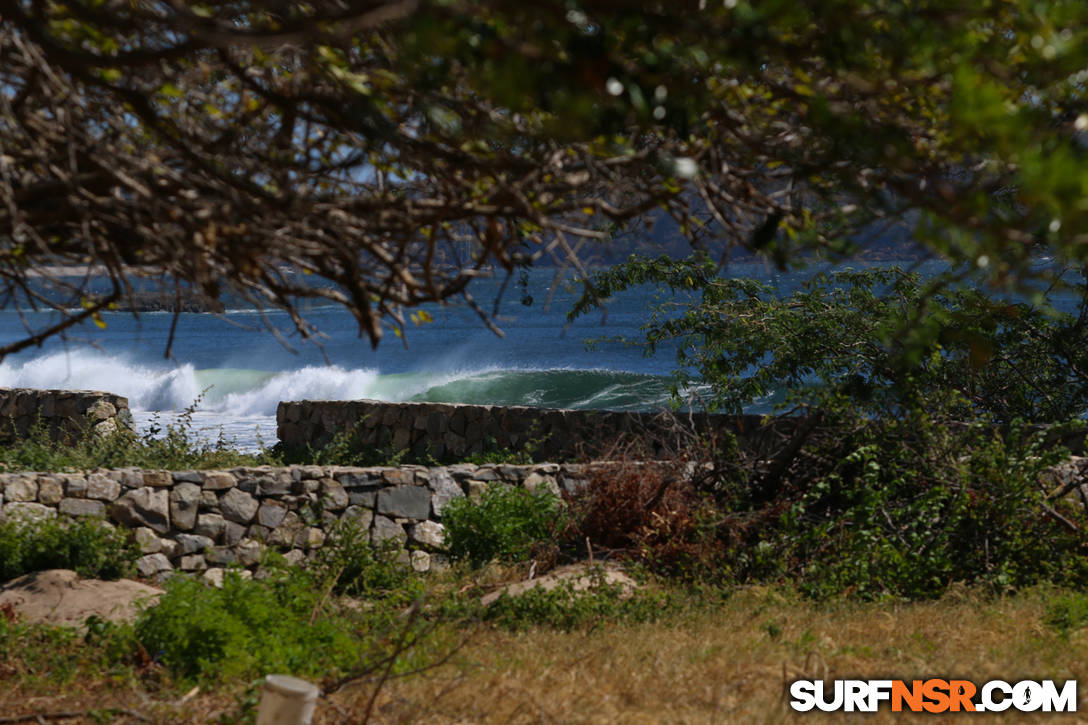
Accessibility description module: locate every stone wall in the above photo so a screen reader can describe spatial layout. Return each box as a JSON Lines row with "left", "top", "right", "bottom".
{"left": 277, "top": 399, "right": 785, "bottom": 462}
{"left": 0, "top": 388, "right": 132, "bottom": 444}
{"left": 0, "top": 462, "right": 611, "bottom": 583}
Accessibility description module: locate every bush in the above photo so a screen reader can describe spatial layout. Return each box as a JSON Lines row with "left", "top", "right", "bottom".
{"left": 481, "top": 577, "right": 670, "bottom": 632}
{"left": 1045, "top": 591, "right": 1088, "bottom": 639}
{"left": 0, "top": 517, "right": 138, "bottom": 583}
{"left": 442, "top": 483, "right": 569, "bottom": 567}
{"left": 311, "top": 520, "right": 420, "bottom": 599}
{"left": 135, "top": 569, "right": 360, "bottom": 681}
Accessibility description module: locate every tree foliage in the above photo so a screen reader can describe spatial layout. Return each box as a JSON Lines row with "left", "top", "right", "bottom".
{"left": 2, "top": 1, "right": 1088, "bottom": 354}
{"left": 574, "top": 256, "right": 1088, "bottom": 422}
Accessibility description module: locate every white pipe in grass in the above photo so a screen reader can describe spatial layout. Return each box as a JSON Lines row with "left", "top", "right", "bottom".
{"left": 256, "top": 675, "right": 319, "bottom": 725}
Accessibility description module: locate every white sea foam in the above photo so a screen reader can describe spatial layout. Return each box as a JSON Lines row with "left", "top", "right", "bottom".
{"left": 0, "top": 351, "right": 409, "bottom": 415}
{"left": 0, "top": 351, "right": 678, "bottom": 449}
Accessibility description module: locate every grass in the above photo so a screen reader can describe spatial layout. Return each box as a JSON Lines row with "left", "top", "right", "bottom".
{"left": 3, "top": 422, "right": 1088, "bottom": 721}
{"left": 3, "top": 586, "right": 1088, "bottom": 723}
{"left": 354, "top": 586, "right": 1088, "bottom": 724}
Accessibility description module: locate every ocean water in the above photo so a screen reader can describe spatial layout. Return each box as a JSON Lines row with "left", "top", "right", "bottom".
{"left": 0, "top": 259, "right": 1006, "bottom": 450}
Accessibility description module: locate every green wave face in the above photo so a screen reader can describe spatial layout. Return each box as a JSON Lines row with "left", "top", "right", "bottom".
{"left": 407, "top": 369, "right": 676, "bottom": 411}
{"left": 191, "top": 368, "right": 281, "bottom": 399}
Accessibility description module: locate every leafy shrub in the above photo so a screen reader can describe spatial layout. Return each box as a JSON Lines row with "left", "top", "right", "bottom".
{"left": 0, "top": 517, "right": 137, "bottom": 583}
{"left": 1045, "top": 592, "right": 1088, "bottom": 639}
{"left": 442, "top": 483, "right": 569, "bottom": 567}
{"left": 573, "top": 258, "right": 1088, "bottom": 423}
{"left": 588, "top": 413, "right": 1088, "bottom": 600}
{"left": 311, "top": 520, "right": 420, "bottom": 599}
{"left": 136, "top": 568, "right": 361, "bottom": 682}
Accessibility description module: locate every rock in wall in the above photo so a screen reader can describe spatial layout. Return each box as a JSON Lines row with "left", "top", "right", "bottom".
{"left": 0, "top": 388, "right": 133, "bottom": 444}
{"left": 0, "top": 462, "right": 616, "bottom": 582}
{"left": 276, "top": 399, "right": 788, "bottom": 463}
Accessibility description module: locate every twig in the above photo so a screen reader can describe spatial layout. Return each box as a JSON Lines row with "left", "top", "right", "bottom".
{"left": 0, "top": 709, "right": 149, "bottom": 723}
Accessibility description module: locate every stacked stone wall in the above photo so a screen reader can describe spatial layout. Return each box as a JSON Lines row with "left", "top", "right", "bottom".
{"left": 0, "top": 388, "right": 132, "bottom": 443}
{"left": 0, "top": 462, "right": 615, "bottom": 583}
{"left": 277, "top": 399, "right": 786, "bottom": 462}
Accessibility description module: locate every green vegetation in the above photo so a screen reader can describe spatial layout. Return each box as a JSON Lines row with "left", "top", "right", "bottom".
{"left": 8, "top": 3, "right": 1088, "bottom": 363}
{"left": 0, "top": 517, "right": 137, "bottom": 582}
{"left": 0, "top": 405, "right": 278, "bottom": 473}
{"left": 576, "top": 259, "right": 1088, "bottom": 421}
{"left": 442, "top": 483, "right": 569, "bottom": 567}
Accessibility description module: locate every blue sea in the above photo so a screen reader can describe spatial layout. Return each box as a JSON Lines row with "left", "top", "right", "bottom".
{"left": 0, "top": 259, "right": 1038, "bottom": 449}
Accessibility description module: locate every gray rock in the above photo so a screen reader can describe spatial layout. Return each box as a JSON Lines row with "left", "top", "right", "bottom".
{"left": 202, "top": 568, "right": 226, "bottom": 588}
{"left": 111, "top": 488, "right": 170, "bottom": 534}
{"left": 256, "top": 501, "right": 287, "bottom": 529}
{"left": 410, "top": 550, "right": 431, "bottom": 573}
{"left": 136, "top": 553, "right": 173, "bottom": 578}
{"left": 142, "top": 471, "right": 172, "bottom": 488}
{"left": 523, "top": 473, "right": 560, "bottom": 496}
{"left": 206, "top": 547, "right": 237, "bottom": 565}
{"left": 62, "top": 475, "right": 87, "bottom": 498}
{"left": 377, "top": 485, "right": 431, "bottom": 520}
{"left": 116, "top": 469, "right": 144, "bottom": 488}
{"left": 178, "top": 554, "right": 207, "bottom": 572}
{"left": 381, "top": 469, "right": 415, "bottom": 486}
{"left": 247, "top": 524, "right": 271, "bottom": 541}
{"left": 59, "top": 498, "right": 107, "bottom": 518}
{"left": 200, "top": 491, "right": 218, "bottom": 509}
{"left": 134, "top": 527, "right": 162, "bottom": 554}
{"left": 295, "top": 465, "right": 324, "bottom": 480}
{"left": 173, "top": 533, "right": 214, "bottom": 555}
{"left": 256, "top": 474, "right": 291, "bottom": 497}
{"left": 340, "top": 505, "right": 373, "bottom": 532}
{"left": 269, "top": 511, "right": 304, "bottom": 547}
{"left": 223, "top": 521, "right": 247, "bottom": 546}
{"left": 159, "top": 538, "right": 182, "bottom": 559}
{"left": 283, "top": 549, "right": 307, "bottom": 567}
{"left": 36, "top": 476, "right": 64, "bottom": 505}
{"left": 193, "top": 513, "right": 227, "bottom": 541}
{"left": 371, "top": 515, "right": 407, "bottom": 546}
{"left": 408, "top": 520, "right": 446, "bottom": 550}
{"left": 294, "top": 479, "right": 319, "bottom": 495}
{"left": 201, "top": 471, "right": 236, "bottom": 491}
{"left": 172, "top": 470, "right": 203, "bottom": 483}
{"left": 348, "top": 490, "right": 377, "bottom": 507}
{"left": 1, "top": 501, "right": 56, "bottom": 526}
{"left": 465, "top": 480, "right": 489, "bottom": 501}
{"left": 236, "top": 538, "right": 264, "bottom": 566}
{"left": 219, "top": 488, "right": 259, "bottom": 524}
{"left": 337, "top": 472, "right": 381, "bottom": 489}
{"left": 3, "top": 476, "right": 37, "bottom": 503}
{"left": 85, "top": 474, "right": 121, "bottom": 501}
{"left": 470, "top": 467, "right": 501, "bottom": 482}
{"left": 428, "top": 471, "right": 464, "bottom": 518}
{"left": 170, "top": 483, "right": 202, "bottom": 531}
{"left": 294, "top": 526, "right": 326, "bottom": 549}
{"left": 318, "top": 479, "right": 349, "bottom": 510}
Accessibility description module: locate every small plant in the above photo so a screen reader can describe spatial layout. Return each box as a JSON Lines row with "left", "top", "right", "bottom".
{"left": 0, "top": 517, "right": 138, "bottom": 583}
{"left": 1045, "top": 592, "right": 1088, "bottom": 639}
{"left": 0, "top": 397, "right": 276, "bottom": 472}
{"left": 481, "top": 576, "right": 670, "bottom": 632}
{"left": 442, "top": 483, "right": 569, "bottom": 567}
{"left": 311, "top": 520, "right": 420, "bottom": 599}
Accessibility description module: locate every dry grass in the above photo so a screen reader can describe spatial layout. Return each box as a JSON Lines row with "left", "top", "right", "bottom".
{"left": 345, "top": 587, "right": 1088, "bottom": 724}
{"left": 4, "top": 587, "right": 1088, "bottom": 723}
